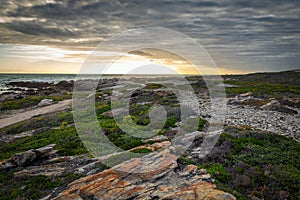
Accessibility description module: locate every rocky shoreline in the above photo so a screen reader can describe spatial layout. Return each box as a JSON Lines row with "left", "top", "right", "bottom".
{"left": 0, "top": 73, "right": 299, "bottom": 199}
{"left": 1, "top": 78, "right": 299, "bottom": 141}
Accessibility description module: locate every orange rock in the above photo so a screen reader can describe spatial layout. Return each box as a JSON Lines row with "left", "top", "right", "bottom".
{"left": 52, "top": 148, "right": 235, "bottom": 200}
{"left": 184, "top": 165, "right": 198, "bottom": 173}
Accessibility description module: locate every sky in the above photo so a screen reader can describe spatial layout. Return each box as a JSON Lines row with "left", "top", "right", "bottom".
{"left": 0, "top": 0, "right": 299, "bottom": 74}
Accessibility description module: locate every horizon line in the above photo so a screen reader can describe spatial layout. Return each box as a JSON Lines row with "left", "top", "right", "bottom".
{"left": 0, "top": 69, "right": 299, "bottom": 76}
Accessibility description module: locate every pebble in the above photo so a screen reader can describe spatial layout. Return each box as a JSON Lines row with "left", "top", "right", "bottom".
{"left": 224, "top": 105, "right": 299, "bottom": 141}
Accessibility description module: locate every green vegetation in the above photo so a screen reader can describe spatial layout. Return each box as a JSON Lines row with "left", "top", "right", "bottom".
{"left": 95, "top": 103, "right": 111, "bottom": 116}
{"left": 223, "top": 70, "right": 300, "bottom": 86}
{"left": 178, "top": 155, "right": 192, "bottom": 165}
{"left": 165, "top": 116, "right": 177, "bottom": 128}
{"left": 198, "top": 118, "right": 207, "bottom": 130}
{"left": 181, "top": 117, "right": 207, "bottom": 132}
{"left": 0, "top": 110, "right": 74, "bottom": 136}
{"left": 0, "top": 126, "right": 88, "bottom": 160}
{"left": 0, "top": 170, "right": 83, "bottom": 200}
{"left": 0, "top": 94, "right": 71, "bottom": 111}
{"left": 0, "top": 96, "right": 43, "bottom": 110}
{"left": 195, "top": 129, "right": 300, "bottom": 200}
{"left": 144, "top": 83, "right": 165, "bottom": 89}
{"left": 130, "top": 148, "right": 152, "bottom": 153}
{"left": 108, "top": 133, "right": 143, "bottom": 150}
{"left": 1, "top": 73, "right": 299, "bottom": 199}
{"left": 224, "top": 80, "right": 300, "bottom": 99}
{"left": 198, "top": 163, "right": 231, "bottom": 183}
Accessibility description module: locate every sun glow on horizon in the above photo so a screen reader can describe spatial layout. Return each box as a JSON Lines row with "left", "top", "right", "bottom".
{"left": 0, "top": 44, "right": 248, "bottom": 75}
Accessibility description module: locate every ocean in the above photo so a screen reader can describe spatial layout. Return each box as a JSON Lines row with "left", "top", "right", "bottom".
{"left": 0, "top": 74, "right": 170, "bottom": 94}
{"left": 0, "top": 73, "right": 205, "bottom": 94}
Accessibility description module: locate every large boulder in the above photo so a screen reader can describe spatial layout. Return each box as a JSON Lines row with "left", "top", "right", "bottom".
{"left": 38, "top": 99, "right": 53, "bottom": 106}
{"left": 1, "top": 144, "right": 57, "bottom": 169}
{"left": 52, "top": 147, "right": 235, "bottom": 200}
{"left": 54, "top": 81, "right": 73, "bottom": 92}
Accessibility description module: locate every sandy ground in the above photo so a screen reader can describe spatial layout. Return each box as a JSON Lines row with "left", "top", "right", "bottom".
{"left": 0, "top": 99, "right": 72, "bottom": 129}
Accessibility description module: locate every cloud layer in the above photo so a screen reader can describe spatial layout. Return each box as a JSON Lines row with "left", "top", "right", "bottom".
{"left": 1, "top": 0, "right": 299, "bottom": 72}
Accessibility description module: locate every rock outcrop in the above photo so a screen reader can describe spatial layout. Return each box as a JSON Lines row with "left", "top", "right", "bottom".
{"left": 0, "top": 144, "right": 107, "bottom": 177}
{"left": 260, "top": 99, "right": 298, "bottom": 114}
{"left": 12, "top": 155, "right": 104, "bottom": 178}
{"left": 1, "top": 144, "right": 57, "bottom": 169}
{"left": 52, "top": 147, "right": 235, "bottom": 200}
{"left": 3, "top": 80, "right": 74, "bottom": 97}
{"left": 142, "top": 135, "right": 169, "bottom": 143}
{"left": 280, "top": 97, "right": 300, "bottom": 108}
{"left": 0, "top": 127, "right": 49, "bottom": 144}
{"left": 38, "top": 99, "right": 54, "bottom": 106}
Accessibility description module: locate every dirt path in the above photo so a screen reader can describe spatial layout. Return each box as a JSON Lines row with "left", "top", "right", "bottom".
{"left": 0, "top": 99, "right": 72, "bottom": 129}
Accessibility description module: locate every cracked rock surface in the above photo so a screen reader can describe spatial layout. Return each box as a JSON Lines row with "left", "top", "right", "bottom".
{"left": 52, "top": 147, "right": 235, "bottom": 200}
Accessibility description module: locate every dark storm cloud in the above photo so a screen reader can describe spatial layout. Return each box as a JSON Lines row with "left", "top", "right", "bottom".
{"left": 4, "top": 21, "right": 78, "bottom": 37}
{"left": 1, "top": 0, "right": 299, "bottom": 72}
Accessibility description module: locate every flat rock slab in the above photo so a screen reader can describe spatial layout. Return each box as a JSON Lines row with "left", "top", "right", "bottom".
{"left": 52, "top": 147, "right": 236, "bottom": 200}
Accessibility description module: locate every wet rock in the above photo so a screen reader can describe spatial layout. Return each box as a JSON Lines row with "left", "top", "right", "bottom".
{"left": 33, "top": 87, "right": 56, "bottom": 96}
{"left": 54, "top": 81, "right": 73, "bottom": 92}
{"left": 7, "top": 81, "right": 52, "bottom": 89}
{"left": 25, "top": 89, "right": 37, "bottom": 95}
{"left": 52, "top": 148, "right": 235, "bottom": 200}
{"left": 5, "top": 81, "right": 74, "bottom": 96}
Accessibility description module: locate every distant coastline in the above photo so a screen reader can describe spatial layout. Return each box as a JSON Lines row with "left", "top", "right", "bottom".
{"left": 1, "top": 69, "right": 299, "bottom": 94}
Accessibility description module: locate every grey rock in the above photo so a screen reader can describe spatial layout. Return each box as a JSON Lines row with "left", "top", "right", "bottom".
{"left": 142, "top": 135, "right": 169, "bottom": 143}
{"left": 1, "top": 144, "right": 57, "bottom": 169}
{"left": 38, "top": 99, "right": 53, "bottom": 106}
{"left": 14, "top": 165, "right": 65, "bottom": 177}
{"left": 260, "top": 100, "right": 280, "bottom": 110}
